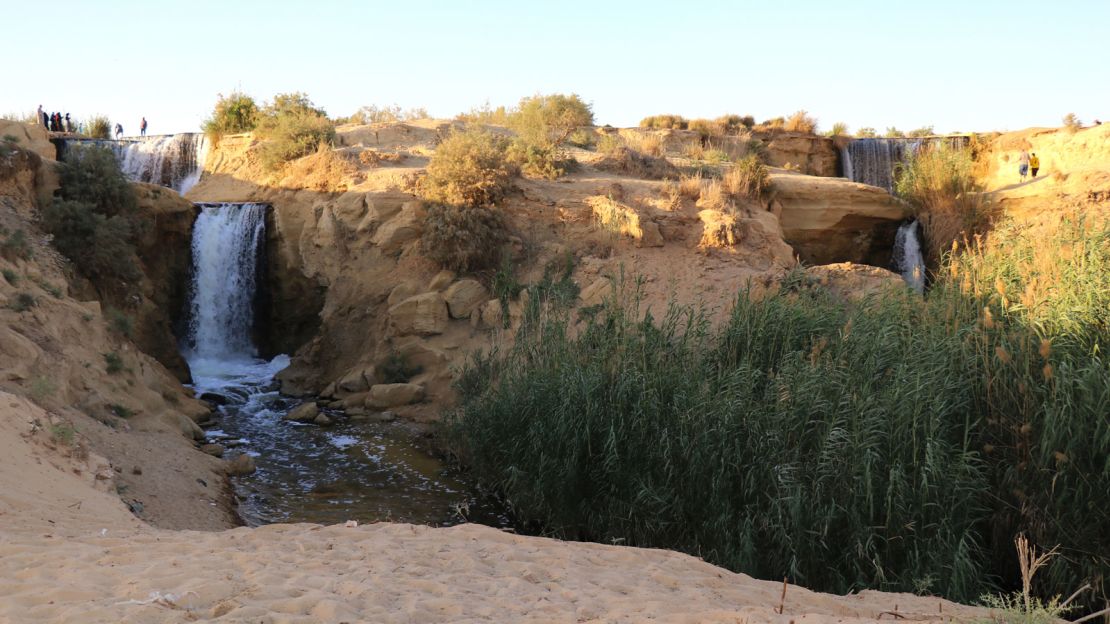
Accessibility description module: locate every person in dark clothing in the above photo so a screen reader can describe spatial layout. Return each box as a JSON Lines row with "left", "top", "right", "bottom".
{"left": 114, "top": 123, "right": 124, "bottom": 139}
{"left": 50, "top": 113, "right": 59, "bottom": 132}
{"left": 140, "top": 117, "right": 147, "bottom": 136}
{"left": 41, "top": 110, "right": 49, "bottom": 127}
{"left": 64, "top": 113, "right": 72, "bottom": 133}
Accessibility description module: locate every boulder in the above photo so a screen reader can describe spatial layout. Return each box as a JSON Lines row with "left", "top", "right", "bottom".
{"left": 340, "top": 392, "right": 368, "bottom": 409}
{"left": 388, "top": 293, "right": 448, "bottom": 336}
{"left": 387, "top": 282, "right": 421, "bottom": 306}
{"left": 313, "top": 413, "right": 334, "bottom": 426}
{"left": 396, "top": 339, "right": 449, "bottom": 371}
{"left": 199, "top": 392, "right": 229, "bottom": 406}
{"left": 226, "top": 453, "right": 256, "bottom": 476}
{"left": 372, "top": 201, "right": 426, "bottom": 254}
{"left": 579, "top": 278, "right": 611, "bottom": 307}
{"left": 474, "top": 299, "right": 504, "bottom": 329}
{"left": 427, "top": 270, "right": 456, "bottom": 292}
{"left": 336, "top": 367, "right": 372, "bottom": 394}
{"left": 804, "top": 263, "right": 910, "bottom": 302}
{"left": 770, "top": 173, "right": 909, "bottom": 265}
{"left": 366, "top": 383, "right": 426, "bottom": 409}
{"left": 444, "top": 279, "right": 488, "bottom": 319}
{"left": 284, "top": 402, "right": 319, "bottom": 422}
{"left": 199, "top": 443, "right": 225, "bottom": 458}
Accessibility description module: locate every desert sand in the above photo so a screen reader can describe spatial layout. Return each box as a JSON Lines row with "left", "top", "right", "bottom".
{"left": 0, "top": 391, "right": 991, "bottom": 624}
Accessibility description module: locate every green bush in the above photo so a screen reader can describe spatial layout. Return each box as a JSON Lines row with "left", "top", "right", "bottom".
{"left": 10, "top": 292, "right": 35, "bottom": 311}
{"left": 856, "top": 127, "right": 877, "bottom": 138}
{"left": 447, "top": 210, "right": 1110, "bottom": 610}
{"left": 254, "top": 92, "right": 336, "bottom": 170}
{"left": 1, "top": 229, "right": 32, "bottom": 260}
{"left": 908, "top": 126, "right": 935, "bottom": 138}
{"left": 506, "top": 138, "right": 566, "bottom": 180}
{"left": 884, "top": 126, "right": 906, "bottom": 138}
{"left": 419, "top": 203, "right": 507, "bottom": 273}
{"left": 377, "top": 350, "right": 424, "bottom": 384}
{"left": 1, "top": 269, "right": 18, "bottom": 285}
{"left": 419, "top": 129, "right": 516, "bottom": 207}
{"left": 202, "top": 91, "right": 258, "bottom": 140}
{"left": 105, "top": 307, "right": 134, "bottom": 338}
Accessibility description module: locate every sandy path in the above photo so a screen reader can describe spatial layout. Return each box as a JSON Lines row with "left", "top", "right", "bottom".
{"left": 0, "top": 392, "right": 989, "bottom": 624}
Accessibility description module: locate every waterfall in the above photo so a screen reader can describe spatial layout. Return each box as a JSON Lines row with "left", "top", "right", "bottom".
{"left": 843, "top": 136, "right": 972, "bottom": 192}
{"left": 185, "top": 203, "right": 267, "bottom": 361}
{"left": 57, "top": 133, "right": 208, "bottom": 195}
{"left": 892, "top": 220, "right": 926, "bottom": 293}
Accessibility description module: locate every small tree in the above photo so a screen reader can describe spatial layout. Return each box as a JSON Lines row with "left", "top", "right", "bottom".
{"left": 254, "top": 92, "right": 335, "bottom": 170}
{"left": 856, "top": 127, "right": 877, "bottom": 138}
{"left": 908, "top": 125, "right": 935, "bottom": 138}
{"left": 1062, "top": 113, "right": 1082, "bottom": 133}
{"left": 84, "top": 115, "right": 112, "bottom": 139}
{"left": 825, "top": 122, "right": 849, "bottom": 137}
{"left": 884, "top": 126, "right": 906, "bottom": 138}
{"left": 509, "top": 94, "right": 594, "bottom": 145}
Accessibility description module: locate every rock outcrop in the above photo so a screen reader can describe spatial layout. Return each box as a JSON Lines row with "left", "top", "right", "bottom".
{"left": 770, "top": 173, "right": 909, "bottom": 265}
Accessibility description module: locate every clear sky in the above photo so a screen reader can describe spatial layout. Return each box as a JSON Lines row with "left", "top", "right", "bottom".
{"left": 6, "top": 0, "right": 1108, "bottom": 135}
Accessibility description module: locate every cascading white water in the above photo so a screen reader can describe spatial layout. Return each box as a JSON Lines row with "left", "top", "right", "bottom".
{"left": 59, "top": 133, "right": 208, "bottom": 195}
{"left": 186, "top": 203, "right": 266, "bottom": 361}
{"left": 892, "top": 220, "right": 926, "bottom": 293}
{"left": 843, "top": 138, "right": 921, "bottom": 192}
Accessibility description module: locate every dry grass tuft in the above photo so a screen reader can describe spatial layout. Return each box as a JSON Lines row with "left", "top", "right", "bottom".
{"left": 283, "top": 144, "right": 358, "bottom": 192}
{"left": 722, "top": 155, "right": 769, "bottom": 201}
{"left": 594, "top": 147, "right": 678, "bottom": 180}
{"left": 784, "top": 110, "right": 818, "bottom": 134}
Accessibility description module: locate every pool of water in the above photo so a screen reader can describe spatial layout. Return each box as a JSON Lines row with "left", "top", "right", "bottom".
{"left": 188, "top": 355, "right": 511, "bottom": 528}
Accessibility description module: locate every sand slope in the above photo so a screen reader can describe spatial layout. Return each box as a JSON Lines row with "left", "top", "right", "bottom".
{"left": 0, "top": 392, "right": 990, "bottom": 624}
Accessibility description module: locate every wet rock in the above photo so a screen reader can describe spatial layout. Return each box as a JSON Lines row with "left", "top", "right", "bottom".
{"left": 444, "top": 279, "right": 488, "bottom": 319}
{"left": 313, "top": 413, "right": 334, "bottom": 426}
{"left": 366, "top": 383, "right": 425, "bottom": 409}
{"left": 284, "top": 402, "right": 319, "bottom": 422}
{"left": 336, "top": 368, "right": 373, "bottom": 394}
{"left": 199, "top": 443, "right": 225, "bottom": 458}
{"left": 199, "top": 392, "right": 229, "bottom": 405}
{"left": 369, "top": 410, "right": 397, "bottom": 423}
{"left": 226, "top": 453, "right": 256, "bottom": 476}
{"left": 340, "top": 392, "right": 368, "bottom": 409}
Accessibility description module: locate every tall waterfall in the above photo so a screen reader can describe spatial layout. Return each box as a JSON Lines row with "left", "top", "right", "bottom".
{"left": 57, "top": 133, "right": 208, "bottom": 195}
{"left": 892, "top": 220, "right": 926, "bottom": 293}
{"left": 185, "top": 203, "right": 267, "bottom": 361}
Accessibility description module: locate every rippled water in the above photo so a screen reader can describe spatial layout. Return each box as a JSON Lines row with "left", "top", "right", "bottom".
{"left": 189, "top": 355, "right": 511, "bottom": 528}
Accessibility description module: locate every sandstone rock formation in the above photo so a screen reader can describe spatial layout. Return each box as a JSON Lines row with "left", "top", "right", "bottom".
{"left": 389, "top": 292, "right": 449, "bottom": 336}
{"left": 444, "top": 279, "right": 487, "bottom": 319}
{"left": 770, "top": 173, "right": 909, "bottom": 265}
{"left": 367, "top": 383, "right": 425, "bottom": 409}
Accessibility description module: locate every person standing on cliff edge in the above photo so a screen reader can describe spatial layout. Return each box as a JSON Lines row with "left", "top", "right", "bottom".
{"left": 140, "top": 117, "right": 147, "bottom": 136}
{"left": 1018, "top": 150, "right": 1030, "bottom": 181}
{"left": 1030, "top": 152, "right": 1040, "bottom": 179}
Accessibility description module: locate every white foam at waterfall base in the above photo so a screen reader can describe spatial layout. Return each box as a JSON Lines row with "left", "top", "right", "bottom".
{"left": 186, "top": 203, "right": 267, "bottom": 362}
{"left": 893, "top": 220, "right": 926, "bottom": 293}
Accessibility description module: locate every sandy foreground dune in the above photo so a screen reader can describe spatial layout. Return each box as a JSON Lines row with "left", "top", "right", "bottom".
{"left": 0, "top": 393, "right": 989, "bottom": 624}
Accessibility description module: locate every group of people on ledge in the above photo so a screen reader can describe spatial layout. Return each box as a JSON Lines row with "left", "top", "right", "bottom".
{"left": 1018, "top": 150, "right": 1041, "bottom": 182}
{"left": 35, "top": 105, "right": 148, "bottom": 138}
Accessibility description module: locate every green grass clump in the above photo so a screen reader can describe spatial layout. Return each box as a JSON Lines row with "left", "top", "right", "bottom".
{"left": 2, "top": 269, "right": 18, "bottom": 285}
{"left": 105, "top": 307, "right": 134, "bottom": 338}
{"left": 49, "top": 423, "right": 76, "bottom": 445}
{"left": 1, "top": 229, "right": 32, "bottom": 260}
{"left": 447, "top": 208, "right": 1110, "bottom": 610}
{"left": 104, "top": 352, "right": 124, "bottom": 374}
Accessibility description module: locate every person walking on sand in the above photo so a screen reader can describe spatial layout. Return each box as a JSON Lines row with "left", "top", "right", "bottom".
{"left": 140, "top": 117, "right": 147, "bottom": 136}
{"left": 1030, "top": 152, "right": 1041, "bottom": 179}
{"left": 1018, "top": 150, "right": 1030, "bottom": 181}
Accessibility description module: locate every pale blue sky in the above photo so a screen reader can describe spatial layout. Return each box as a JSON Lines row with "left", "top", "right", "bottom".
{"left": 6, "top": 0, "right": 1108, "bottom": 135}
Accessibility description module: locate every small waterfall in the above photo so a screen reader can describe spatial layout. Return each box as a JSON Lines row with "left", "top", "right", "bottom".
{"left": 892, "top": 220, "right": 926, "bottom": 293}
{"left": 843, "top": 138, "right": 922, "bottom": 192}
{"left": 185, "top": 203, "right": 267, "bottom": 361}
{"left": 56, "top": 133, "right": 208, "bottom": 195}
{"left": 841, "top": 145, "right": 853, "bottom": 181}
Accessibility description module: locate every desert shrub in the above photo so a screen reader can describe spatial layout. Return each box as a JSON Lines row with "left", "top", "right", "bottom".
{"left": 110, "top": 404, "right": 134, "bottom": 418}
{"left": 419, "top": 129, "right": 516, "bottom": 207}
{"left": 84, "top": 115, "right": 111, "bottom": 139}
{"left": 639, "top": 115, "right": 688, "bottom": 130}
{"left": 722, "top": 155, "right": 769, "bottom": 201}
{"left": 10, "top": 292, "right": 35, "bottom": 311}
{"left": 593, "top": 146, "right": 678, "bottom": 180}
{"left": 715, "top": 114, "right": 755, "bottom": 134}
{"left": 509, "top": 93, "right": 593, "bottom": 145}
{"left": 703, "top": 148, "right": 729, "bottom": 164}
{"left": 448, "top": 208, "right": 1110, "bottom": 609}
{"left": 784, "top": 110, "right": 817, "bottom": 133}
{"left": 104, "top": 352, "right": 124, "bottom": 374}
{"left": 50, "top": 423, "right": 75, "bottom": 445}
{"left": 456, "top": 101, "right": 511, "bottom": 125}
{"left": 43, "top": 146, "right": 142, "bottom": 284}
{"left": 1, "top": 229, "right": 32, "bottom": 260}
{"left": 688, "top": 118, "right": 723, "bottom": 140}
{"left": 202, "top": 91, "right": 258, "bottom": 140}
{"left": 377, "top": 350, "right": 424, "bottom": 384}
{"left": 595, "top": 134, "right": 624, "bottom": 155}
{"left": 626, "top": 133, "right": 664, "bottom": 157}
{"left": 339, "top": 104, "right": 428, "bottom": 125}
{"left": 1062, "top": 113, "right": 1082, "bottom": 133}
{"left": 908, "top": 126, "right": 935, "bottom": 138}
{"left": 682, "top": 143, "right": 705, "bottom": 160}
{"left": 1, "top": 269, "right": 17, "bottom": 284}
{"left": 895, "top": 143, "right": 995, "bottom": 262}
{"left": 35, "top": 279, "right": 62, "bottom": 298}
{"left": 29, "top": 376, "right": 56, "bottom": 402}
{"left": 825, "top": 122, "right": 849, "bottom": 137}
{"left": 760, "top": 116, "right": 786, "bottom": 130}
{"left": 856, "top": 127, "right": 877, "bottom": 138}
{"left": 420, "top": 203, "right": 507, "bottom": 272}
{"left": 254, "top": 92, "right": 336, "bottom": 171}
{"left": 105, "top": 307, "right": 133, "bottom": 338}
{"left": 282, "top": 144, "right": 358, "bottom": 192}
{"left": 566, "top": 128, "right": 596, "bottom": 148}
{"left": 506, "top": 138, "right": 566, "bottom": 180}
{"left": 884, "top": 127, "right": 906, "bottom": 138}
{"left": 678, "top": 173, "right": 704, "bottom": 199}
